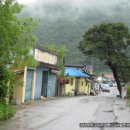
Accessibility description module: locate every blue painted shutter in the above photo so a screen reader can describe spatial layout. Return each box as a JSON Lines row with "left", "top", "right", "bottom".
{"left": 47, "top": 73, "right": 57, "bottom": 97}
{"left": 25, "top": 70, "right": 33, "bottom": 101}
{"left": 34, "top": 69, "right": 43, "bottom": 99}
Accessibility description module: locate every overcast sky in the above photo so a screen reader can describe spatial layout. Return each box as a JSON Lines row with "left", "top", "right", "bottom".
{"left": 18, "top": 0, "right": 37, "bottom": 5}
{"left": 17, "top": 0, "right": 130, "bottom": 22}
{"left": 18, "top": 0, "right": 129, "bottom": 7}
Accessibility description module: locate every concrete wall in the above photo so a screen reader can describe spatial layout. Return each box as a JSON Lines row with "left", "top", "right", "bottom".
{"left": 78, "top": 78, "right": 86, "bottom": 93}
{"left": 65, "top": 77, "right": 91, "bottom": 95}
{"left": 84, "top": 82, "right": 91, "bottom": 95}
{"left": 79, "top": 78, "right": 91, "bottom": 95}
{"left": 65, "top": 77, "right": 76, "bottom": 95}
{"left": 13, "top": 74, "right": 24, "bottom": 104}
{"left": 13, "top": 67, "right": 58, "bottom": 104}
{"left": 34, "top": 48, "right": 57, "bottom": 65}
{"left": 13, "top": 67, "right": 37, "bottom": 104}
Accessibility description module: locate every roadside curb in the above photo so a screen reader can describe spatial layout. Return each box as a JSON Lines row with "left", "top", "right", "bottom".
{"left": 13, "top": 96, "right": 61, "bottom": 110}
{"left": 113, "top": 97, "right": 130, "bottom": 123}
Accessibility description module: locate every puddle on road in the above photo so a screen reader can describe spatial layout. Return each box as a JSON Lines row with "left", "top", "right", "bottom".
{"left": 100, "top": 127, "right": 104, "bottom": 130}
{"left": 103, "top": 110, "right": 114, "bottom": 113}
{"left": 118, "top": 107, "right": 125, "bottom": 110}
{"left": 114, "top": 104, "right": 120, "bottom": 105}
{"left": 110, "top": 121, "right": 119, "bottom": 124}
{"left": 79, "top": 99, "right": 89, "bottom": 103}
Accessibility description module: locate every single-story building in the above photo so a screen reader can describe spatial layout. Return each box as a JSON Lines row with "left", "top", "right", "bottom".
{"left": 12, "top": 45, "right": 59, "bottom": 104}
{"left": 64, "top": 67, "right": 91, "bottom": 96}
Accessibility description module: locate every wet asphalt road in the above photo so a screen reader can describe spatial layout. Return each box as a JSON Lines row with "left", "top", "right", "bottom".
{"left": 0, "top": 88, "right": 130, "bottom": 130}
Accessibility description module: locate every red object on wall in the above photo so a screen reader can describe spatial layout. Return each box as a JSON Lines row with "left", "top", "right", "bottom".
{"left": 58, "top": 77, "right": 70, "bottom": 85}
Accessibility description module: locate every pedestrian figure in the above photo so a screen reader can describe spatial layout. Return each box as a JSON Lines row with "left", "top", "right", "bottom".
{"left": 99, "top": 83, "right": 103, "bottom": 91}
{"left": 74, "top": 89, "right": 78, "bottom": 96}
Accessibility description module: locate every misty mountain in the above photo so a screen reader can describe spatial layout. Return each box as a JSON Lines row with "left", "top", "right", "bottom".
{"left": 21, "top": 0, "right": 130, "bottom": 72}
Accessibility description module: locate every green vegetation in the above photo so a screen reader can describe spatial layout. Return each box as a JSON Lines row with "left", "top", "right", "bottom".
{"left": 0, "top": 0, "right": 37, "bottom": 120}
{"left": 43, "top": 44, "right": 67, "bottom": 77}
{"left": 0, "top": 0, "right": 37, "bottom": 69}
{"left": 29, "top": 0, "right": 130, "bottom": 72}
{"left": 43, "top": 43, "right": 67, "bottom": 68}
{"left": 127, "top": 86, "right": 130, "bottom": 99}
{"left": 20, "top": 0, "right": 130, "bottom": 72}
{"left": 79, "top": 23, "right": 130, "bottom": 97}
{"left": 0, "top": 103, "right": 15, "bottom": 121}
{"left": 0, "top": 65, "right": 16, "bottom": 102}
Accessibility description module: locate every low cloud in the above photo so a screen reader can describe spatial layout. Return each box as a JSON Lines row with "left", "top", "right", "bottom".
{"left": 21, "top": 0, "right": 130, "bottom": 23}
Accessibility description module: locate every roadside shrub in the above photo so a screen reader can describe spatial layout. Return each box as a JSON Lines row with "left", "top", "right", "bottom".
{"left": 127, "top": 86, "right": 130, "bottom": 99}
{"left": 0, "top": 65, "right": 16, "bottom": 101}
{"left": 0, "top": 102, "right": 15, "bottom": 120}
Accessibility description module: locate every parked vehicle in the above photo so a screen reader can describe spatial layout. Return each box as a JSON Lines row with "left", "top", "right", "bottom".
{"left": 109, "top": 81, "right": 113, "bottom": 87}
{"left": 112, "top": 82, "right": 117, "bottom": 87}
{"left": 100, "top": 83, "right": 110, "bottom": 92}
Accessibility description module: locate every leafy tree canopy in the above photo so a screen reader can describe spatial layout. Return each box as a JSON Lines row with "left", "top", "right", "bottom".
{"left": 0, "top": 0, "right": 37, "bottom": 102}
{"left": 0, "top": 0, "right": 37, "bottom": 70}
{"left": 79, "top": 23, "right": 130, "bottom": 96}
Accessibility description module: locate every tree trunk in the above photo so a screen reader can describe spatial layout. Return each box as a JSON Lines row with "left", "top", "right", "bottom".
{"left": 108, "top": 64, "right": 122, "bottom": 98}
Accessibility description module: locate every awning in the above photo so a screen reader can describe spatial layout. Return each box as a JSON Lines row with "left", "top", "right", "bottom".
{"left": 65, "top": 67, "right": 90, "bottom": 77}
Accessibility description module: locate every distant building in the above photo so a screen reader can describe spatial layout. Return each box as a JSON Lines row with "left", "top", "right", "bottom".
{"left": 58, "top": 66, "right": 92, "bottom": 96}
{"left": 102, "top": 73, "right": 114, "bottom": 81}
{"left": 83, "top": 65, "right": 93, "bottom": 74}
{"left": 65, "top": 64, "right": 93, "bottom": 74}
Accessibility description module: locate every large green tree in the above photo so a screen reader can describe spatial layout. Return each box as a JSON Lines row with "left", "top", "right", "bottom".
{"left": 0, "top": 0, "right": 37, "bottom": 69}
{"left": 79, "top": 23, "right": 130, "bottom": 97}
{"left": 0, "top": 0, "right": 37, "bottom": 101}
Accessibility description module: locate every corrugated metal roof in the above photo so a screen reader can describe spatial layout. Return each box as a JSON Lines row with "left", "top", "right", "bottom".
{"left": 65, "top": 67, "right": 90, "bottom": 77}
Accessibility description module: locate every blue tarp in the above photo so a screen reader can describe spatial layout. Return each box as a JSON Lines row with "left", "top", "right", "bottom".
{"left": 65, "top": 67, "right": 90, "bottom": 77}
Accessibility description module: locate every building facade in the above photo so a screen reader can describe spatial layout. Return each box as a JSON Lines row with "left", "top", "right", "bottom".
{"left": 64, "top": 67, "right": 91, "bottom": 96}
{"left": 13, "top": 46, "right": 59, "bottom": 104}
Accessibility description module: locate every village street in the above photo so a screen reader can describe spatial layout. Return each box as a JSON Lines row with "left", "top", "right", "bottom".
{"left": 0, "top": 87, "right": 130, "bottom": 130}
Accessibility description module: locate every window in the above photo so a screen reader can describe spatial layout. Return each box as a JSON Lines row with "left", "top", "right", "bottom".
{"left": 81, "top": 81, "right": 83, "bottom": 86}
{"left": 70, "top": 78, "right": 73, "bottom": 86}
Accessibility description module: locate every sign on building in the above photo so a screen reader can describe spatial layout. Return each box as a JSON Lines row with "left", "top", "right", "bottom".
{"left": 34, "top": 48, "right": 57, "bottom": 65}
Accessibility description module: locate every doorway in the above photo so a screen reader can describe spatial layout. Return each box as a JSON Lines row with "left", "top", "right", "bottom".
{"left": 41, "top": 71, "right": 48, "bottom": 97}
{"left": 75, "top": 77, "right": 80, "bottom": 93}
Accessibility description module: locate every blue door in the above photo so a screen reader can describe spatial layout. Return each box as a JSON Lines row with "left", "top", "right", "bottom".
{"left": 25, "top": 69, "right": 33, "bottom": 101}
{"left": 41, "top": 71, "right": 48, "bottom": 97}
{"left": 34, "top": 69, "right": 43, "bottom": 99}
{"left": 47, "top": 73, "right": 57, "bottom": 97}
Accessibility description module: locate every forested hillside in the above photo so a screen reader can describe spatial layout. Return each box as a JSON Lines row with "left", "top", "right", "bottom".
{"left": 21, "top": 0, "right": 130, "bottom": 72}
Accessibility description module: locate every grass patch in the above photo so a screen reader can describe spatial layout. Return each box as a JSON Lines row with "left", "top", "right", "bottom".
{"left": 0, "top": 102, "right": 15, "bottom": 121}
{"left": 127, "top": 86, "right": 130, "bottom": 107}
{"left": 127, "top": 86, "right": 130, "bottom": 99}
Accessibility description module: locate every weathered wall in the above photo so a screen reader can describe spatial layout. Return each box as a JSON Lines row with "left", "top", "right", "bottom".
{"left": 65, "top": 77, "right": 91, "bottom": 95}
{"left": 65, "top": 77, "right": 76, "bottom": 95}
{"left": 13, "top": 74, "right": 24, "bottom": 104}
{"left": 34, "top": 48, "right": 57, "bottom": 65}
